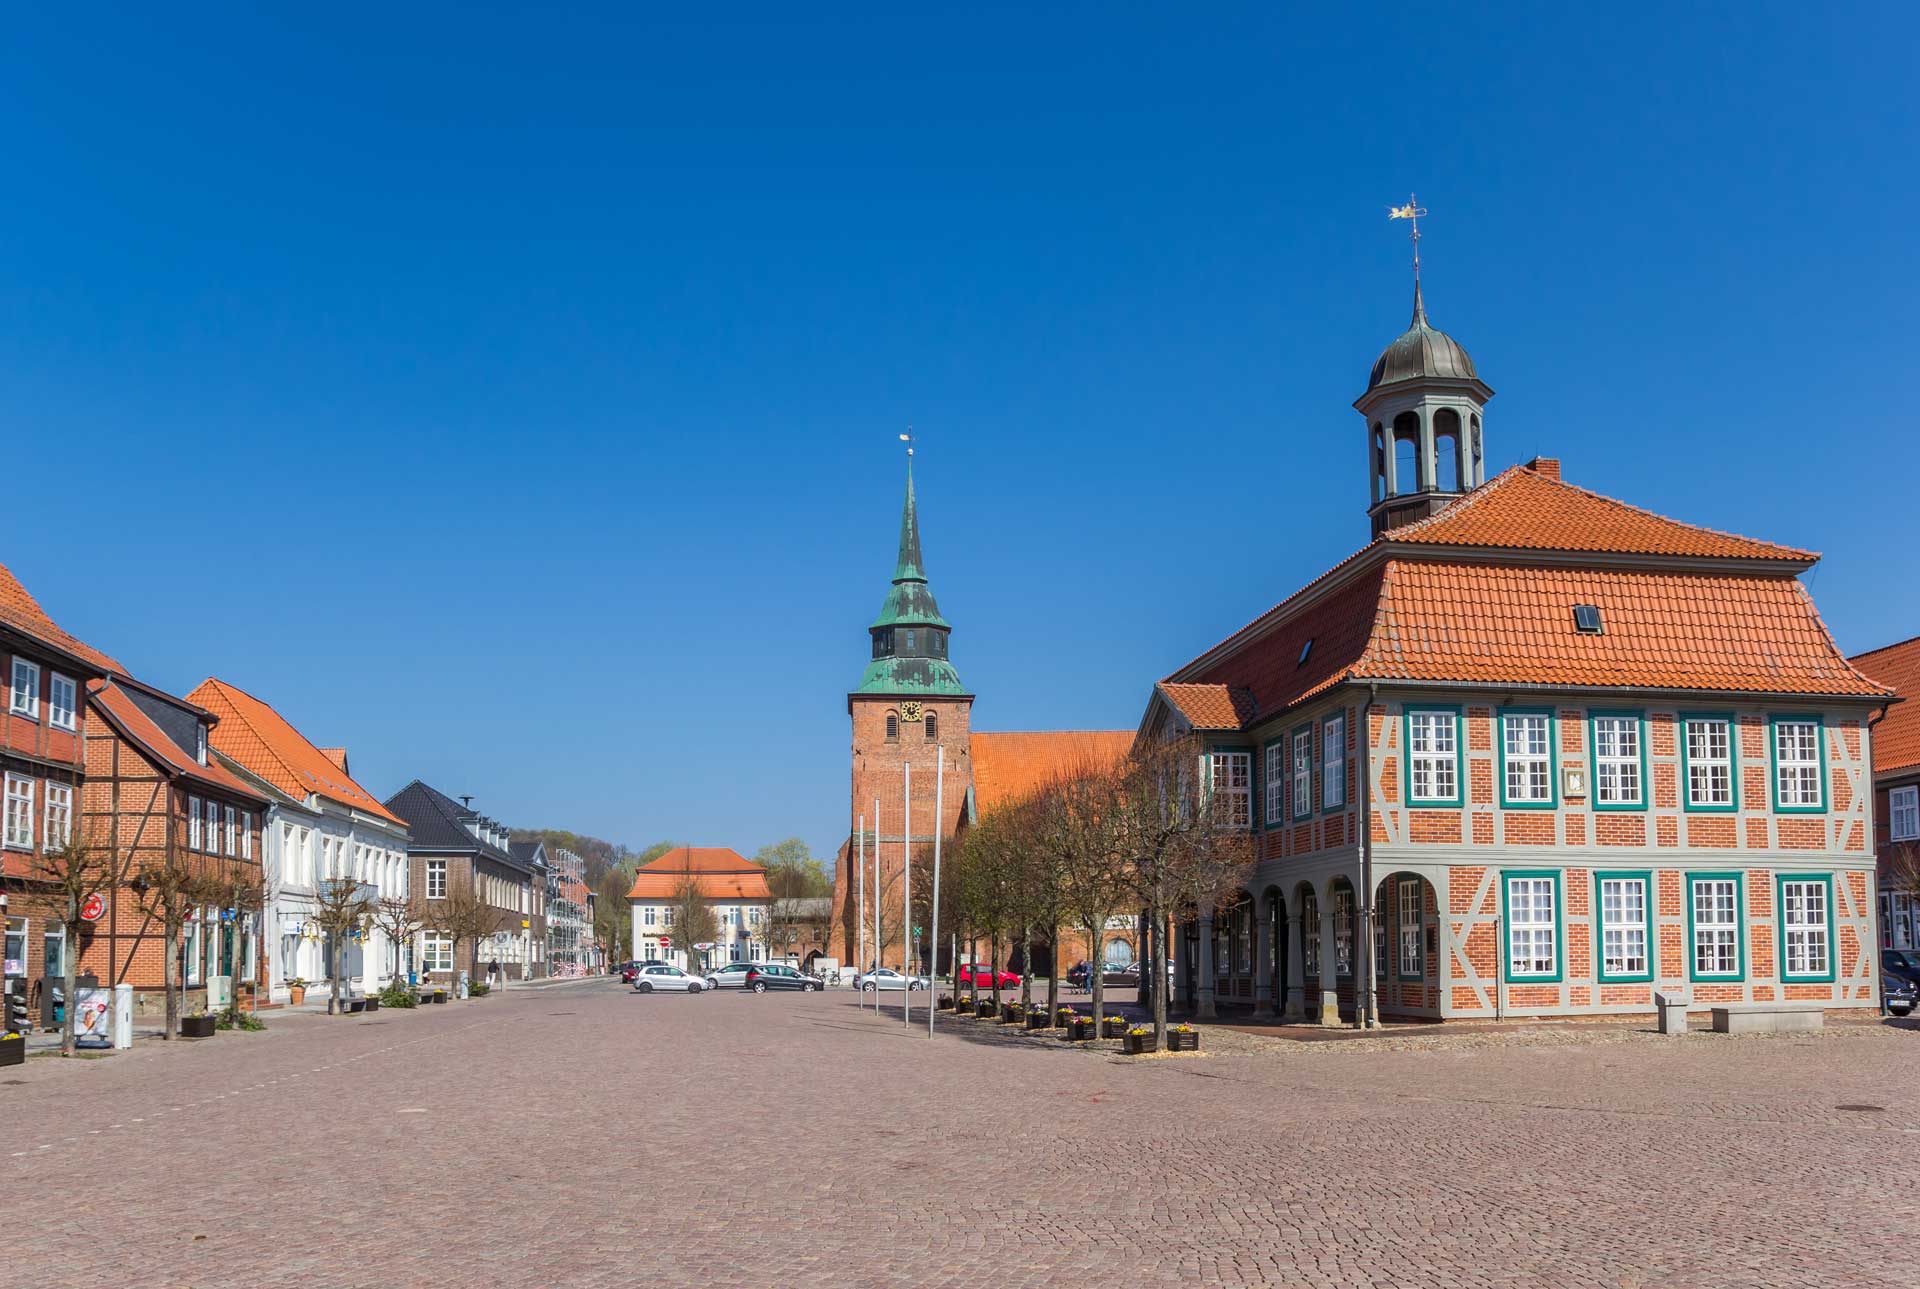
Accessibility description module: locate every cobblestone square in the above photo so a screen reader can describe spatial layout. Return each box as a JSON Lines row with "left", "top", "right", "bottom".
{"left": 6, "top": 982, "right": 1918, "bottom": 1287}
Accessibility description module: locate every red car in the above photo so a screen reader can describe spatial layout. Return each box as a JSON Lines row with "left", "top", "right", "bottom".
{"left": 958, "top": 963, "right": 1021, "bottom": 988}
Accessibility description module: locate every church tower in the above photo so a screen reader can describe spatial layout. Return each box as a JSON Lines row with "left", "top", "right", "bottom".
{"left": 1354, "top": 282, "right": 1494, "bottom": 536}
{"left": 829, "top": 457, "right": 974, "bottom": 970}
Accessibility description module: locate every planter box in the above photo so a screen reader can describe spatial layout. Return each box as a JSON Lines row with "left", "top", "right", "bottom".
{"left": 955, "top": 999, "right": 974, "bottom": 1014}
{"left": 1122, "top": 1031, "right": 1158, "bottom": 1055}
{"left": 1026, "top": 1012, "right": 1052, "bottom": 1031}
{"left": 288, "top": 987, "right": 307, "bottom": 1006}
{"left": 364, "top": 998, "right": 380, "bottom": 1013}
{"left": 431, "top": 991, "right": 447, "bottom": 1004}
{"left": 1101, "top": 1019, "right": 1127, "bottom": 1039}
{"left": 936, "top": 996, "right": 955, "bottom": 1011}
{"left": 347, "top": 999, "right": 366, "bottom": 1014}
{"left": 975, "top": 1001, "right": 998, "bottom": 1019}
{"left": 1166, "top": 1029, "right": 1200, "bottom": 1052}
{"left": 1065, "top": 1019, "right": 1094, "bottom": 1042}
{"left": 0, "top": 1039, "right": 23, "bottom": 1066}
{"left": 180, "top": 1015, "right": 216, "bottom": 1039}
{"left": 1001, "top": 1006, "right": 1024, "bottom": 1024}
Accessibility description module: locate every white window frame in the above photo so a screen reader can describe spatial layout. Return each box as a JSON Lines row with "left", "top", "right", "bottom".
{"left": 43, "top": 781, "right": 72, "bottom": 850}
{"left": 1321, "top": 714, "right": 1346, "bottom": 811}
{"left": 422, "top": 931, "right": 454, "bottom": 973}
{"left": 47, "top": 673, "right": 76, "bottom": 731}
{"left": 1596, "top": 876, "right": 1649, "bottom": 980}
{"left": 1397, "top": 878, "right": 1422, "bottom": 978}
{"left": 205, "top": 800, "right": 220, "bottom": 855}
{"left": 188, "top": 796, "right": 203, "bottom": 850}
{"left": 426, "top": 860, "right": 448, "bottom": 900}
{"left": 1301, "top": 893, "right": 1319, "bottom": 977}
{"left": 1690, "top": 877, "right": 1741, "bottom": 979}
{"left": 9, "top": 658, "right": 39, "bottom": 718}
{"left": 1780, "top": 878, "right": 1830, "bottom": 981}
{"left": 1894, "top": 785, "right": 1920, "bottom": 843}
{"left": 224, "top": 805, "right": 237, "bottom": 856}
{"left": 1206, "top": 750, "right": 1251, "bottom": 830}
{"left": 1291, "top": 727, "right": 1313, "bottom": 819}
{"left": 3, "top": 774, "right": 34, "bottom": 850}
{"left": 1592, "top": 715, "right": 1643, "bottom": 807}
{"left": 1773, "top": 719, "right": 1823, "bottom": 810}
{"left": 1505, "top": 875, "right": 1558, "bottom": 979}
{"left": 1683, "top": 717, "right": 1733, "bottom": 809}
{"left": 1406, "top": 709, "right": 1458, "bottom": 804}
{"left": 241, "top": 813, "right": 253, "bottom": 860}
{"left": 1263, "top": 742, "right": 1286, "bottom": 825}
{"left": 1501, "top": 712, "right": 1553, "bottom": 804}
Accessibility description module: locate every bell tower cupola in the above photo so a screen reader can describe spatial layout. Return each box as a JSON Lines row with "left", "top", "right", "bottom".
{"left": 853, "top": 454, "right": 968, "bottom": 699}
{"left": 1355, "top": 201, "right": 1494, "bottom": 537}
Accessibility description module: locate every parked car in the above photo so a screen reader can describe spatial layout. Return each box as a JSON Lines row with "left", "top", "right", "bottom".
{"left": 1881, "top": 949, "right": 1920, "bottom": 989}
{"left": 619, "top": 959, "right": 669, "bottom": 985}
{"left": 632, "top": 964, "right": 705, "bottom": 993}
{"left": 703, "top": 962, "right": 760, "bottom": 989}
{"left": 1886, "top": 973, "right": 1917, "bottom": 1018}
{"left": 957, "top": 963, "right": 1020, "bottom": 989}
{"left": 745, "top": 964, "right": 824, "bottom": 993}
{"left": 854, "top": 967, "right": 930, "bottom": 992}
{"left": 1100, "top": 961, "right": 1173, "bottom": 988}
{"left": 1067, "top": 961, "right": 1143, "bottom": 989}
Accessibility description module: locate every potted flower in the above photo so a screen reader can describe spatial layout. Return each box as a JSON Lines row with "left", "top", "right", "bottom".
{"left": 286, "top": 978, "right": 308, "bottom": 1006}
{"left": 1002, "top": 1002, "right": 1025, "bottom": 1024}
{"left": 936, "top": 994, "right": 954, "bottom": 1011}
{"left": 1166, "top": 1022, "right": 1200, "bottom": 1052}
{"left": 1064, "top": 1012, "right": 1094, "bottom": 1042}
{"left": 955, "top": 995, "right": 975, "bottom": 1015}
{"left": 1026, "top": 1007, "right": 1051, "bottom": 1031}
{"left": 1100, "top": 1014, "right": 1127, "bottom": 1039}
{"left": 431, "top": 988, "right": 448, "bottom": 1004}
{"left": 180, "top": 1011, "right": 216, "bottom": 1039}
{"left": 0, "top": 1032, "right": 23, "bottom": 1067}
{"left": 1122, "top": 1025, "right": 1158, "bottom": 1055}
{"left": 975, "top": 998, "right": 998, "bottom": 1019}
{"left": 1054, "top": 1004, "right": 1075, "bottom": 1027}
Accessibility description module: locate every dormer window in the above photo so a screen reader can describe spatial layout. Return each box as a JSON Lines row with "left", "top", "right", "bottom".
{"left": 196, "top": 723, "right": 208, "bottom": 765}
{"left": 1297, "top": 639, "right": 1314, "bottom": 667}
{"left": 1573, "top": 605, "right": 1603, "bottom": 634}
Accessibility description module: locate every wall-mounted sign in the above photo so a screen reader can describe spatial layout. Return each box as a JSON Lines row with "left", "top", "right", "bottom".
{"left": 80, "top": 894, "right": 106, "bottom": 923}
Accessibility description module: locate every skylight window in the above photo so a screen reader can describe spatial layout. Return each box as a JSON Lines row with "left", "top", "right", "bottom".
{"left": 1297, "top": 639, "right": 1314, "bottom": 667}
{"left": 1573, "top": 605, "right": 1604, "bottom": 634}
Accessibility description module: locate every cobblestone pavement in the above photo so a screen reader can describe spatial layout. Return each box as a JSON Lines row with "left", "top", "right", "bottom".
{"left": 6, "top": 982, "right": 1919, "bottom": 1287}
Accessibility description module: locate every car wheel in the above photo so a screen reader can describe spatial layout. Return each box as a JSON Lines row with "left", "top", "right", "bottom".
{"left": 690, "top": 982, "right": 703, "bottom": 993}
{"left": 803, "top": 982, "right": 817, "bottom": 992}
{"left": 637, "top": 982, "right": 653, "bottom": 994}
{"left": 862, "top": 982, "right": 875, "bottom": 992}
{"left": 752, "top": 980, "right": 767, "bottom": 993}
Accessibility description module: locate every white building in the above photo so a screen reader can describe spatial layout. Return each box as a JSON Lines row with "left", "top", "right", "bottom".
{"left": 627, "top": 846, "right": 771, "bottom": 971}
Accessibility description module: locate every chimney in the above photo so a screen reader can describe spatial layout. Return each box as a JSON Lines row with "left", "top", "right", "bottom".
{"left": 1525, "top": 456, "right": 1561, "bottom": 481}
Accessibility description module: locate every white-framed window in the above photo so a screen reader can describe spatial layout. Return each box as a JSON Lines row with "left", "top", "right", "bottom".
{"left": 422, "top": 932, "right": 454, "bottom": 973}
{"left": 1291, "top": 727, "right": 1313, "bottom": 818}
{"left": 1206, "top": 751, "right": 1251, "bottom": 830}
{"left": 1501, "top": 712, "right": 1552, "bottom": 804}
{"left": 9, "top": 658, "right": 39, "bottom": 718}
{"left": 43, "top": 781, "right": 71, "bottom": 850}
{"left": 1406, "top": 710, "right": 1458, "bottom": 804}
{"left": 188, "top": 796, "right": 202, "bottom": 850}
{"left": 1505, "top": 875, "right": 1558, "bottom": 978}
{"left": 224, "top": 806, "right": 237, "bottom": 856}
{"left": 1397, "top": 878, "right": 1422, "bottom": 978}
{"left": 426, "top": 860, "right": 447, "bottom": 899}
{"left": 1592, "top": 715, "right": 1643, "bottom": 807}
{"left": 1597, "top": 875, "right": 1649, "bottom": 980}
{"left": 1772, "top": 719, "right": 1823, "bottom": 810}
{"left": 1321, "top": 714, "right": 1346, "bottom": 811}
{"left": 1332, "top": 886, "right": 1353, "bottom": 976}
{"left": 205, "top": 800, "right": 220, "bottom": 854}
{"left": 3, "top": 775, "right": 34, "bottom": 850}
{"left": 1780, "top": 878, "right": 1831, "bottom": 980}
{"left": 1263, "top": 742, "right": 1286, "bottom": 824}
{"left": 1690, "top": 877, "right": 1740, "bottom": 979}
{"left": 1894, "top": 786, "right": 1920, "bottom": 842}
{"left": 643, "top": 906, "right": 656, "bottom": 927}
{"left": 47, "top": 673, "right": 76, "bottom": 731}
{"left": 242, "top": 813, "right": 253, "bottom": 860}
{"left": 1683, "top": 717, "right": 1733, "bottom": 809}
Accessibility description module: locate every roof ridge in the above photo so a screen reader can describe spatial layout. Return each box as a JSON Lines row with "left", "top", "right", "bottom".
{"left": 1534, "top": 470, "right": 1815, "bottom": 561}
{"left": 193, "top": 677, "right": 307, "bottom": 798}
{"left": 1379, "top": 464, "right": 1524, "bottom": 539}
{"left": 1850, "top": 633, "right": 1920, "bottom": 664}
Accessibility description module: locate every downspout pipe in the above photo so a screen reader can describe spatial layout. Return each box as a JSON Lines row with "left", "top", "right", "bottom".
{"left": 1361, "top": 682, "right": 1379, "bottom": 1030}
{"left": 1869, "top": 698, "right": 1894, "bottom": 1014}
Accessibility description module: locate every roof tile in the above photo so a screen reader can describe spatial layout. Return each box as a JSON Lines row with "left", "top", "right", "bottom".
{"left": 969, "top": 731, "right": 1135, "bottom": 811}
{"left": 189, "top": 679, "right": 405, "bottom": 825}
{"left": 1851, "top": 636, "right": 1920, "bottom": 775}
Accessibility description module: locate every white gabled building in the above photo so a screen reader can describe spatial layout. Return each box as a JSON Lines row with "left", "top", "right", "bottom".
{"left": 627, "top": 847, "right": 771, "bottom": 971}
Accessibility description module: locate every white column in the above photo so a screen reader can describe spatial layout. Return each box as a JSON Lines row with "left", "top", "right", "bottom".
{"left": 1318, "top": 897, "right": 1342, "bottom": 1027}
{"left": 1283, "top": 912, "right": 1306, "bottom": 1022}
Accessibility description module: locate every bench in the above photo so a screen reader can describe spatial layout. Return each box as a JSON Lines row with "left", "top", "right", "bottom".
{"left": 1709, "top": 1003, "right": 1825, "bottom": 1035}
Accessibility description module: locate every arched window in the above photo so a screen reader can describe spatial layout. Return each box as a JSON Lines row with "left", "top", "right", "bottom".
{"left": 1433, "top": 408, "right": 1461, "bottom": 492}
{"left": 1470, "top": 415, "right": 1483, "bottom": 481}
{"left": 1392, "top": 411, "right": 1422, "bottom": 494}
{"left": 924, "top": 713, "right": 938, "bottom": 741}
{"left": 1371, "top": 424, "right": 1387, "bottom": 503}
{"left": 885, "top": 714, "right": 899, "bottom": 742}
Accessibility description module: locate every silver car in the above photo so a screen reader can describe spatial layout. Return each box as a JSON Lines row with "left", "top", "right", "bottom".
{"left": 633, "top": 964, "right": 706, "bottom": 993}
{"left": 703, "top": 962, "right": 760, "bottom": 990}
{"left": 853, "top": 967, "right": 930, "bottom": 992}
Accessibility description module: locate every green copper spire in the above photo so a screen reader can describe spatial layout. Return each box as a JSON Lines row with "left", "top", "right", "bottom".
{"left": 854, "top": 455, "right": 968, "bottom": 696}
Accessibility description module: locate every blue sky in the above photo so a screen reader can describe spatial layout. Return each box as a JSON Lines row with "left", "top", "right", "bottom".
{"left": 1, "top": 7, "right": 1912, "bottom": 866}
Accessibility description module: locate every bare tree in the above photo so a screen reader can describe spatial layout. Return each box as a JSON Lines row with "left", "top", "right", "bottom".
{"left": 667, "top": 875, "right": 718, "bottom": 969}
{"left": 312, "top": 877, "right": 376, "bottom": 1015}
{"left": 426, "top": 883, "right": 506, "bottom": 993}
{"left": 1045, "top": 761, "right": 1129, "bottom": 1033}
{"left": 22, "top": 828, "right": 116, "bottom": 1056}
{"left": 130, "top": 857, "right": 225, "bottom": 1041}
{"left": 370, "top": 896, "right": 425, "bottom": 987}
{"left": 213, "top": 864, "right": 269, "bottom": 1021}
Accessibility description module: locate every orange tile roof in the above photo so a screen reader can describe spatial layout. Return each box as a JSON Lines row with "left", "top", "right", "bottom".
{"left": 626, "top": 847, "right": 771, "bottom": 901}
{"left": 0, "top": 562, "right": 125, "bottom": 675}
{"left": 319, "top": 748, "right": 349, "bottom": 771}
{"left": 1153, "top": 685, "right": 1258, "bottom": 732}
{"left": 1390, "top": 460, "right": 1815, "bottom": 562}
{"left": 969, "top": 730, "right": 1135, "bottom": 812}
{"left": 88, "top": 680, "right": 266, "bottom": 800}
{"left": 1851, "top": 636, "right": 1920, "bottom": 775}
{"left": 188, "top": 679, "right": 405, "bottom": 825}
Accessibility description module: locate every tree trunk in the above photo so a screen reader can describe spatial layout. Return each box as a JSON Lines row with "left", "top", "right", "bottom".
{"left": 163, "top": 911, "right": 181, "bottom": 1040}
{"left": 967, "top": 933, "right": 978, "bottom": 1007}
{"left": 328, "top": 935, "right": 342, "bottom": 1015}
{"left": 1019, "top": 923, "right": 1032, "bottom": 1011}
{"left": 990, "top": 932, "right": 1000, "bottom": 1005}
{"left": 1151, "top": 898, "right": 1169, "bottom": 1042}
{"left": 1088, "top": 920, "right": 1105, "bottom": 1034}
{"left": 1044, "top": 919, "right": 1058, "bottom": 1019}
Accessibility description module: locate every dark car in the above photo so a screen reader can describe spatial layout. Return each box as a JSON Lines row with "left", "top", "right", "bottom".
{"left": 745, "top": 963, "right": 823, "bottom": 993}
{"left": 1881, "top": 949, "right": 1920, "bottom": 989}
{"left": 1886, "top": 973, "right": 1917, "bottom": 1018}
{"left": 1067, "top": 961, "right": 1138, "bottom": 989}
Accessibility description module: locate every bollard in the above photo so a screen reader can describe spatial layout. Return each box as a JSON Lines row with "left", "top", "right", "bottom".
{"left": 113, "top": 983, "right": 133, "bottom": 1050}
{"left": 1653, "top": 990, "right": 1689, "bottom": 1036}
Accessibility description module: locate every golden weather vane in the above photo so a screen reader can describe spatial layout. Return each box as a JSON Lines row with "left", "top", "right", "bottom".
{"left": 899, "top": 427, "right": 914, "bottom": 459}
{"left": 1387, "top": 194, "right": 1428, "bottom": 288}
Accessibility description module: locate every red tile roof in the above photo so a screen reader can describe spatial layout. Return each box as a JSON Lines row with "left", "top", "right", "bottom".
{"left": 1391, "top": 460, "right": 1816, "bottom": 562}
{"left": 1152, "top": 685, "right": 1258, "bottom": 732}
{"left": 969, "top": 730, "right": 1135, "bottom": 812}
{"left": 188, "top": 679, "right": 405, "bottom": 825}
{"left": 626, "top": 847, "right": 771, "bottom": 901}
{"left": 0, "top": 562, "right": 125, "bottom": 675}
{"left": 88, "top": 680, "right": 266, "bottom": 800}
{"left": 1851, "top": 636, "right": 1920, "bottom": 775}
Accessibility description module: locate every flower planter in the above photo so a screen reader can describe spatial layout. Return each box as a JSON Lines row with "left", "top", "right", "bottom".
{"left": 1054, "top": 1009, "right": 1076, "bottom": 1028}
{"left": 0, "top": 1038, "right": 24, "bottom": 1066}
{"left": 431, "top": 990, "right": 447, "bottom": 1004}
{"left": 955, "top": 999, "right": 974, "bottom": 1015}
{"left": 1122, "top": 1031, "right": 1159, "bottom": 1055}
{"left": 288, "top": 986, "right": 307, "bottom": 1006}
{"left": 364, "top": 998, "right": 380, "bottom": 1013}
{"left": 1001, "top": 1005, "right": 1025, "bottom": 1024}
{"left": 975, "top": 1000, "right": 998, "bottom": 1019}
{"left": 936, "top": 996, "right": 955, "bottom": 1011}
{"left": 1166, "top": 1029, "right": 1200, "bottom": 1052}
{"left": 180, "top": 1015, "right": 216, "bottom": 1039}
{"left": 1065, "top": 1018, "right": 1094, "bottom": 1042}
{"left": 1026, "top": 1011, "right": 1052, "bottom": 1031}
{"left": 1101, "top": 1019, "right": 1127, "bottom": 1039}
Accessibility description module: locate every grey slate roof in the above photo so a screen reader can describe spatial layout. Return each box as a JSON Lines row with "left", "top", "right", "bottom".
{"left": 510, "top": 839, "right": 549, "bottom": 871}
{"left": 384, "top": 779, "right": 523, "bottom": 871}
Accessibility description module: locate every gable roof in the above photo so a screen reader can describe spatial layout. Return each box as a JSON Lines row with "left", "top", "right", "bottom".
{"left": 1152, "top": 685, "right": 1259, "bottom": 733}
{"left": 626, "top": 847, "right": 770, "bottom": 901}
{"left": 87, "top": 680, "right": 265, "bottom": 800}
{"left": 1850, "top": 636, "right": 1920, "bottom": 776}
{"left": 383, "top": 780, "right": 519, "bottom": 867}
{"left": 188, "top": 679, "right": 405, "bottom": 826}
{"left": 509, "top": 839, "right": 549, "bottom": 870}
{"left": 0, "top": 562, "right": 126, "bottom": 676}
{"left": 969, "top": 730, "right": 1136, "bottom": 813}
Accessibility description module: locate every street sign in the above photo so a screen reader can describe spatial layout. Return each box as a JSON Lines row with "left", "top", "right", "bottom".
{"left": 80, "top": 893, "right": 106, "bottom": 923}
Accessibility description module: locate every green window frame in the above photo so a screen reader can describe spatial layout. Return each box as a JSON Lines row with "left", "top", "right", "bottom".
{"left": 1320, "top": 711, "right": 1347, "bottom": 814}
{"left": 1500, "top": 869, "right": 1564, "bottom": 984}
{"left": 1768, "top": 714, "right": 1827, "bottom": 814}
{"left": 1261, "top": 737, "right": 1286, "bottom": 830}
{"left": 1592, "top": 869, "right": 1654, "bottom": 984}
{"left": 1678, "top": 712, "right": 1737, "bottom": 813}
{"left": 1586, "top": 709, "right": 1648, "bottom": 812}
{"left": 1402, "top": 706, "right": 1464, "bottom": 808}
{"left": 1290, "top": 722, "right": 1315, "bottom": 821}
{"left": 1496, "top": 707, "right": 1558, "bottom": 809}
{"left": 1776, "top": 872, "right": 1836, "bottom": 984}
{"left": 1685, "top": 871, "right": 1746, "bottom": 983}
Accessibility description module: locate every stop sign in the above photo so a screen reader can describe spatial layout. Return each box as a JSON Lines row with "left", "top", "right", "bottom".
{"left": 80, "top": 893, "right": 106, "bottom": 922}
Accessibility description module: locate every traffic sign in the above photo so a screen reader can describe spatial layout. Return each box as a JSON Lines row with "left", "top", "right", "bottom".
{"left": 80, "top": 893, "right": 106, "bottom": 923}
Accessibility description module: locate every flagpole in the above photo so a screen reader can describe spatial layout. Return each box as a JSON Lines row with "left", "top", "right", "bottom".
{"left": 872, "top": 796, "right": 881, "bottom": 1016}
{"left": 856, "top": 813, "right": 866, "bottom": 1012}
{"left": 928, "top": 745, "right": 943, "bottom": 1039}
{"left": 903, "top": 761, "right": 912, "bottom": 1027}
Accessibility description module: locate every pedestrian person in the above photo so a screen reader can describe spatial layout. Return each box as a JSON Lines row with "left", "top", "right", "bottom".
{"left": 488, "top": 957, "right": 501, "bottom": 990}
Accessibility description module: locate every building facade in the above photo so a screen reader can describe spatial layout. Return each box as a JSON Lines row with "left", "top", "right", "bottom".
{"left": 628, "top": 847, "right": 771, "bottom": 972}
{"left": 546, "top": 845, "right": 592, "bottom": 976}
{"left": 385, "top": 781, "right": 537, "bottom": 985}
{"left": 1851, "top": 637, "right": 1920, "bottom": 950}
{"left": 1140, "top": 283, "right": 1888, "bottom": 1024}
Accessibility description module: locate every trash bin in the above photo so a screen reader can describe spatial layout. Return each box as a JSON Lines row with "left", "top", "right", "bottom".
{"left": 1654, "top": 990, "right": 1689, "bottom": 1035}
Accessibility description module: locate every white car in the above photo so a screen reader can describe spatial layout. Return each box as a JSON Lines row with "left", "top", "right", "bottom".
{"left": 703, "top": 962, "right": 759, "bottom": 989}
{"left": 633, "top": 964, "right": 706, "bottom": 993}
{"left": 853, "top": 967, "right": 930, "bottom": 992}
